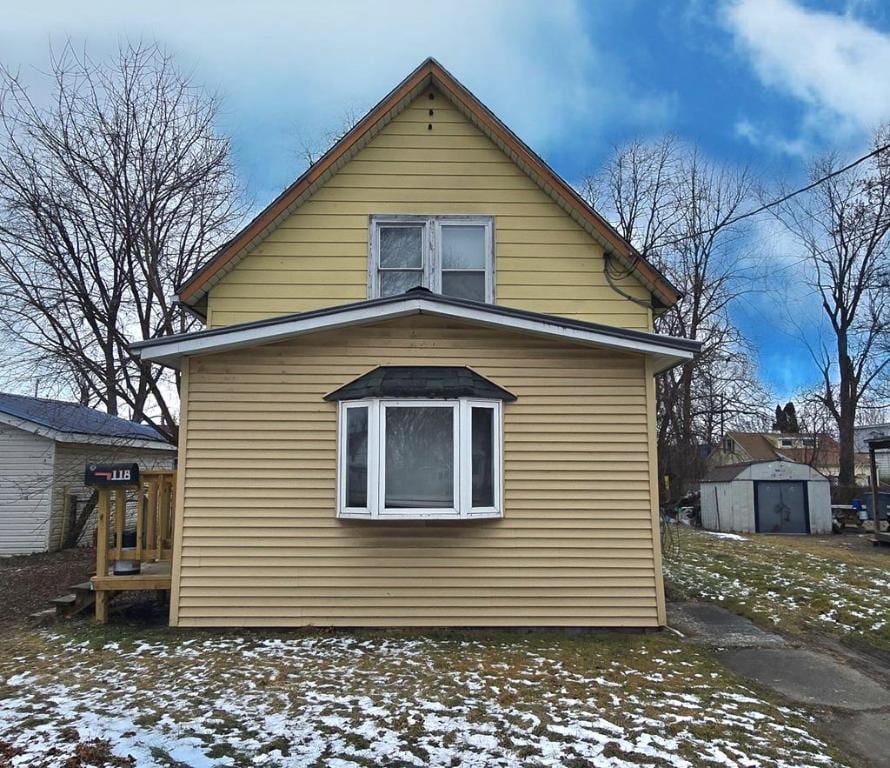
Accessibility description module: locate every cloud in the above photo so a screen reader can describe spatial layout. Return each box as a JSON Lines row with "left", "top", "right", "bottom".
{"left": 733, "top": 117, "right": 811, "bottom": 157}
{"left": 728, "top": 213, "right": 829, "bottom": 395}
{"left": 0, "top": 1, "right": 673, "bottom": 202}
{"left": 725, "top": 0, "right": 890, "bottom": 142}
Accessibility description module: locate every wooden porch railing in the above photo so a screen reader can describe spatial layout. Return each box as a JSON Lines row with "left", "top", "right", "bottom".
{"left": 94, "top": 470, "right": 177, "bottom": 581}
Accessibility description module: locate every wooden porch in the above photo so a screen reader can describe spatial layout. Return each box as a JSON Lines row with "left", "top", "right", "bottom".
{"left": 91, "top": 470, "right": 176, "bottom": 623}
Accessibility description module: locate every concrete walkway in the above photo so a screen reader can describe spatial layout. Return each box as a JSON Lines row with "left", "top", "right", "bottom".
{"left": 667, "top": 602, "right": 786, "bottom": 647}
{"left": 716, "top": 647, "right": 890, "bottom": 710}
{"left": 668, "top": 602, "right": 890, "bottom": 768}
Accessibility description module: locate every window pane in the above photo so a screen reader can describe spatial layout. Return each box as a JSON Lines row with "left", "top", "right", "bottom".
{"left": 442, "top": 225, "right": 485, "bottom": 269}
{"left": 442, "top": 271, "right": 485, "bottom": 302}
{"left": 380, "top": 226, "right": 423, "bottom": 268}
{"left": 345, "top": 407, "right": 368, "bottom": 507}
{"left": 385, "top": 407, "right": 454, "bottom": 508}
{"left": 472, "top": 407, "right": 494, "bottom": 507}
{"left": 379, "top": 270, "right": 424, "bottom": 297}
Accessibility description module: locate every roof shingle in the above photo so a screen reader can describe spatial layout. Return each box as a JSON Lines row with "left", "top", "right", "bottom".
{"left": 324, "top": 366, "right": 516, "bottom": 402}
{"left": 0, "top": 392, "right": 170, "bottom": 444}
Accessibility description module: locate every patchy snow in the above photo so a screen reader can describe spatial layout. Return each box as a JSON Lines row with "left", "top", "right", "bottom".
{"left": 701, "top": 531, "right": 749, "bottom": 541}
{"left": 0, "top": 630, "right": 845, "bottom": 767}
{"left": 665, "top": 528, "right": 890, "bottom": 649}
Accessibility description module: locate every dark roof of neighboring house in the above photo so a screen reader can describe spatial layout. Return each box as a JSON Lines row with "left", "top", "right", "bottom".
{"left": 176, "top": 58, "right": 681, "bottom": 311}
{"left": 324, "top": 366, "right": 517, "bottom": 402}
{"left": 0, "top": 392, "right": 171, "bottom": 444}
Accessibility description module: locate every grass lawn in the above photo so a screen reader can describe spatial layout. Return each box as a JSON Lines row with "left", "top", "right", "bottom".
{"left": 664, "top": 528, "right": 890, "bottom": 655}
{"left": 0, "top": 622, "right": 849, "bottom": 768}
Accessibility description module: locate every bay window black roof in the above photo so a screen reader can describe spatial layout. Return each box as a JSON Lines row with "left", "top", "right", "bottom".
{"left": 324, "top": 366, "right": 517, "bottom": 402}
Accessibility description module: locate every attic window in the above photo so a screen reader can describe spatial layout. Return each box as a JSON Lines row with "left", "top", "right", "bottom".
{"left": 369, "top": 215, "right": 494, "bottom": 303}
{"left": 329, "top": 367, "right": 511, "bottom": 520}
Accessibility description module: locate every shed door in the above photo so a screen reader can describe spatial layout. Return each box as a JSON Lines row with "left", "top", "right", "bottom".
{"left": 754, "top": 481, "right": 809, "bottom": 534}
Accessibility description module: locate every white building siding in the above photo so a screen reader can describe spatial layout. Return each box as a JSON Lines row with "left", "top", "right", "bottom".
{"left": 855, "top": 425, "right": 890, "bottom": 483}
{"left": 700, "top": 481, "right": 754, "bottom": 533}
{"left": 0, "top": 424, "right": 54, "bottom": 555}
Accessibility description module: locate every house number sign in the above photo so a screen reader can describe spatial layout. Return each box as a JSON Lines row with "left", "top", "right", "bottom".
{"left": 84, "top": 463, "right": 140, "bottom": 486}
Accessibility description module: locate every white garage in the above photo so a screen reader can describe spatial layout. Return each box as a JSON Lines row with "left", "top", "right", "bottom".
{"left": 700, "top": 460, "right": 831, "bottom": 535}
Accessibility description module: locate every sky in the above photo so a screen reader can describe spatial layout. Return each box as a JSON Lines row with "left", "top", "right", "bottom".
{"left": 2, "top": 0, "right": 890, "bottom": 400}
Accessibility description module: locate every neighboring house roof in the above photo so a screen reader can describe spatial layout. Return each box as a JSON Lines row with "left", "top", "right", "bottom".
{"left": 324, "top": 366, "right": 517, "bottom": 402}
{"left": 133, "top": 287, "right": 701, "bottom": 372}
{"left": 0, "top": 392, "right": 174, "bottom": 451}
{"left": 176, "top": 57, "right": 681, "bottom": 312}
{"left": 726, "top": 432, "right": 777, "bottom": 461}
{"left": 724, "top": 431, "right": 869, "bottom": 470}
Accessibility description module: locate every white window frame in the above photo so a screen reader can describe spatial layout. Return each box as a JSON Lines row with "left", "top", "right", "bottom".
{"left": 368, "top": 215, "right": 495, "bottom": 302}
{"left": 336, "top": 397, "right": 503, "bottom": 520}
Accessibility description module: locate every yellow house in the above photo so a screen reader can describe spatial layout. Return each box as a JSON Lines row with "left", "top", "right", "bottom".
{"left": 132, "top": 59, "right": 699, "bottom": 628}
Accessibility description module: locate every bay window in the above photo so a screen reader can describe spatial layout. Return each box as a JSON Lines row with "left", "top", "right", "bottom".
{"left": 369, "top": 215, "right": 494, "bottom": 303}
{"left": 337, "top": 398, "right": 502, "bottom": 520}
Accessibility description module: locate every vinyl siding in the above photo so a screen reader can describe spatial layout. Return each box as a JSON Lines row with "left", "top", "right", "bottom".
{"left": 205, "top": 87, "right": 652, "bottom": 330}
{"left": 174, "top": 315, "right": 662, "bottom": 627}
{"left": 0, "top": 424, "right": 54, "bottom": 555}
{"left": 48, "top": 442, "right": 175, "bottom": 550}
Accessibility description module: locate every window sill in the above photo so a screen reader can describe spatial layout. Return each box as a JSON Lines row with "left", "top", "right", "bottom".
{"left": 338, "top": 511, "right": 502, "bottom": 522}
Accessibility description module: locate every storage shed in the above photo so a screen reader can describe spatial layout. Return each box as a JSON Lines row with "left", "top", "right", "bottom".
{"left": 700, "top": 460, "right": 831, "bottom": 535}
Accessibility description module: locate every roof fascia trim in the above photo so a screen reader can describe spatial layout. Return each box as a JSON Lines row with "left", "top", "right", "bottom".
{"left": 134, "top": 297, "right": 697, "bottom": 370}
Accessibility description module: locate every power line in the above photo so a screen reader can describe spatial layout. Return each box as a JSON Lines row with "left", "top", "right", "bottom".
{"left": 637, "top": 140, "right": 890, "bottom": 255}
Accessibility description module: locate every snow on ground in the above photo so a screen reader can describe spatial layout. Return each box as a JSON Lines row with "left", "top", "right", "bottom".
{"left": 665, "top": 528, "right": 890, "bottom": 649}
{"left": 0, "top": 628, "right": 845, "bottom": 767}
{"left": 699, "top": 532, "right": 748, "bottom": 541}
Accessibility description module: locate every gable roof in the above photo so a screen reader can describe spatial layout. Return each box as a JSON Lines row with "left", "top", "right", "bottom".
{"left": 726, "top": 432, "right": 778, "bottom": 461}
{"left": 177, "top": 58, "right": 681, "bottom": 311}
{"left": 725, "top": 431, "right": 868, "bottom": 468}
{"left": 133, "top": 287, "right": 700, "bottom": 372}
{"left": 0, "top": 392, "right": 175, "bottom": 450}
{"left": 324, "top": 366, "right": 517, "bottom": 402}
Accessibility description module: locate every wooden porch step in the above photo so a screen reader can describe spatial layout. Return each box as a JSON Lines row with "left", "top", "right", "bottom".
{"left": 48, "top": 581, "right": 97, "bottom": 618}
{"left": 49, "top": 594, "right": 76, "bottom": 608}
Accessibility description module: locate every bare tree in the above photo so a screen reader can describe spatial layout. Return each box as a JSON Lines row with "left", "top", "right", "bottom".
{"left": 0, "top": 43, "right": 244, "bottom": 439}
{"left": 587, "top": 139, "right": 770, "bottom": 497}
{"left": 295, "top": 106, "right": 365, "bottom": 169}
{"left": 774, "top": 128, "right": 890, "bottom": 490}
{"left": 783, "top": 387, "right": 844, "bottom": 480}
